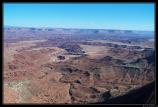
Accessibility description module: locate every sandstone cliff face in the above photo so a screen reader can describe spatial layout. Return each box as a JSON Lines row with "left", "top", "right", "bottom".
{"left": 105, "top": 81, "right": 155, "bottom": 104}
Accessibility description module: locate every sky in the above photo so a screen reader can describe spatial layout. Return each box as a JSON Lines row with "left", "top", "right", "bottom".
{"left": 3, "top": 3, "right": 155, "bottom": 31}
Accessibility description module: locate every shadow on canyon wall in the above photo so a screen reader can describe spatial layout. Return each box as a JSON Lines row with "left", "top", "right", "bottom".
{"left": 95, "top": 81, "right": 155, "bottom": 104}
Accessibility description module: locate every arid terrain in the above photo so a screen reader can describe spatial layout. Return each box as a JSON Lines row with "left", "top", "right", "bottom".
{"left": 3, "top": 27, "right": 155, "bottom": 104}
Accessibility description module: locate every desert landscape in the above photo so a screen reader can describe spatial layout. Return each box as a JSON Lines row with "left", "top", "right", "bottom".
{"left": 3, "top": 27, "right": 155, "bottom": 104}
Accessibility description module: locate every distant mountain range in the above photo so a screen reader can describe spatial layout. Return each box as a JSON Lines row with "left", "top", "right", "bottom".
{"left": 4, "top": 25, "right": 154, "bottom": 39}
{"left": 4, "top": 25, "right": 154, "bottom": 33}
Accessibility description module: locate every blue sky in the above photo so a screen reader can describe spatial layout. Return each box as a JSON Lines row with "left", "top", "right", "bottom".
{"left": 4, "top": 3, "right": 154, "bottom": 31}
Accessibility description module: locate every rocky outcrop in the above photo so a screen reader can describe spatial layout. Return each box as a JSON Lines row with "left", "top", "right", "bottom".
{"left": 58, "top": 44, "right": 85, "bottom": 55}
{"left": 93, "top": 81, "right": 155, "bottom": 104}
{"left": 106, "top": 81, "right": 155, "bottom": 104}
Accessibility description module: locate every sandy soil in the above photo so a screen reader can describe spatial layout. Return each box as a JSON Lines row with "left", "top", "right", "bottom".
{"left": 80, "top": 44, "right": 110, "bottom": 59}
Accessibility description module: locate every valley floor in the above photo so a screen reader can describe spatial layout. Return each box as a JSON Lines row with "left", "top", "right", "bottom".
{"left": 3, "top": 38, "right": 155, "bottom": 104}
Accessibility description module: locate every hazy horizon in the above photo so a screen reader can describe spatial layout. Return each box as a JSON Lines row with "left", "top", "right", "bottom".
{"left": 4, "top": 24, "right": 155, "bottom": 32}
